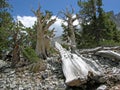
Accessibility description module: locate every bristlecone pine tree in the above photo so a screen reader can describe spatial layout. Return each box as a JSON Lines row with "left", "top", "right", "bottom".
{"left": 61, "top": 8, "right": 78, "bottom": 52}
{"left": 11, "top": 21, "right": 26, "bottom": 67}
{"left": 33, "top": 6, "right": 56, "bottom": 59}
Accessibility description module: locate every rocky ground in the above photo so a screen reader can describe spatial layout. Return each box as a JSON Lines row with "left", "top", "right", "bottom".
{"left": 0, "top": 56, "right": 66, "bottom": 90}
{"left": 0, "top": 49, "right": 120, "bottom": 90}
{"left": 82, "top": 54, "right": 120, "bottom": 90}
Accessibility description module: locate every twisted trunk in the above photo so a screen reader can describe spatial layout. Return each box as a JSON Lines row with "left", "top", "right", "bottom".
{"left": 34, "top": 6, "right": 56, "bottom": 59}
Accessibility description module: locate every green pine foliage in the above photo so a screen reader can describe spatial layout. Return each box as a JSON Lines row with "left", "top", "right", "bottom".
{"left": 61, "top": 43, "right": 70, "bottom": 50}
{"left": 22, "top": 47, "right": 46, "bottom": 73}
{"left": 22, "top": 47, "right": 39, "bottom": 63}
{"left": 25, "top": 25, "right": 37, "bottom": 49}
{"left": 77, "top": 0, "right": 120, "bottom": 48}
{"left": 99, "top": 40, "right": 120, "bottom": 46}
{"left": 61, "top": 24, "right": 71, "bottom": 43}
{"left": 0, "top": 0, "right": 13, "bottom": 58}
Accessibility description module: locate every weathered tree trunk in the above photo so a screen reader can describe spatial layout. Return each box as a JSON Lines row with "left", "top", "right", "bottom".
{"left": 55, "top": 42, "right": 102, "bottom": 86}
{"left": 11, "top": 44, "right": 20, "bottom": 67}
{"left": 35, "top": 25, "right": 46, "bottom": 59}
{"left": 61, "top": 8, "right": 78, "bottom": 52}
{"left": 11, "top": 28, "right": 21, "bottom": 68}
{"left": 79, "top": 46, "right": 120, "bottom": 54}
{"left": 33, "top": 6, "right": 56, "bottom": 59}
{"left": 96, "top": 50, "right": 120, "bottom": 60}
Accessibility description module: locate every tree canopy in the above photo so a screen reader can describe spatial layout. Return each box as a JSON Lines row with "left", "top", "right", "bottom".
{"left": 0, "top": 0, "right": 13, "bottom": 58}
{"left": 77, "top": 0, "right": 120, "bottom": 48}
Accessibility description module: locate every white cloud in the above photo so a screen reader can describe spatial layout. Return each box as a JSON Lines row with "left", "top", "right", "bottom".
{"left": 49, "top": 16, "right": 64, "bottom": 36}
{"left": 17, "top": 15, "right": 64, "bottom": 36}
{"left": 50, "top": 15, "right": 81, "bottom": 36}
{"left": 17, "top": 16, "right": 37, "bottom": 28}
{"left": 16, "top": 15, "right": 81, "bottom": 36}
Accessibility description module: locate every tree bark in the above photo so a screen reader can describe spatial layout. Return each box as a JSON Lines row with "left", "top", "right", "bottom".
{"left": 79, "top": 46, "right": 120, "bottom": 54}
{"left": 61, "top": 8, "right": 77, "bottom": 52}
{"left": 95, "top": 50, "right": 120, "bottom": 60}
{"left": 55, "top": 42, "right": 102, "bottom": 86}
{"left": 34, "top": 6, "right": 56, "bottom": 59}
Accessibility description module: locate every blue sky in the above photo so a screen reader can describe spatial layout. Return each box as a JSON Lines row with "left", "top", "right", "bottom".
{"left": 9, "top": 0, "right": 120, "bottom": 16}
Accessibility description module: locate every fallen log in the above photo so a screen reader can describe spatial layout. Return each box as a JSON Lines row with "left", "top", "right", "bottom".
{"left": 79, "top": 46, "right": 120, "bottom": 54}
{"left": 55, "top": 42, "right": 103, "bottom": 86}
{"left": 79, "top": 47, "right": 103, "bottom": 54}
{"left": 95, "top": 50, "right": 120, "bottom": 60}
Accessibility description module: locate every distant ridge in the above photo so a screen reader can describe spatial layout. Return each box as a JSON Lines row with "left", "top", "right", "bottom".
{"left": 108, "top": 11, "right": 120, "bottom": 30}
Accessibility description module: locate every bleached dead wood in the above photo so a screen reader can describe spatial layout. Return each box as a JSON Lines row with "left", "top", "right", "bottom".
{"left": 79, "top": 46, "right": 120, "bottom": 54}
{"left": 55, "top": 42, "right": 102, "bottom": 86}
{"left": 95, "top": 50, "right": 120, "bottom": 60}
{"left": 79, "top": 47, "right": 103, "bottom": 54}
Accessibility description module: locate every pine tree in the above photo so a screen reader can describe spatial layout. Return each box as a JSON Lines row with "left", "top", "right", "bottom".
{"left": 11, "top": 21, "right": 26, "bottom": 67}
{"left": 0, "top": 0, "right": 13, "bottom": 58}
{"left": 77, "top": 0, "right": 120, "bottom": 47}
{"left": 33, "top": 6, "right": 56, "bottom": 59}
{"left": 97, "top": 0, "right": 120, "bottom": 44}
{"left": 61, "top": 8, "right": 78, "bottom": 51}
{"left": 78, "top": 0, "right": 98, "bottom": 47}
{"left": 25, "top": 23, "right": 37, "bottom": 49}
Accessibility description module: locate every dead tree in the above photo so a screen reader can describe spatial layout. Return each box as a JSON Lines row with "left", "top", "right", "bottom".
{"left": 79, "top": 46, "right": 120, "bottom": 54}
{"left": 55, "top": 42, "right": 102, "bottom": 86}
{"left": 33, "top": 6, "right": 56, "bottom": 59}
{"left": 96, "top": 50, "right": 120, "bottom": 60}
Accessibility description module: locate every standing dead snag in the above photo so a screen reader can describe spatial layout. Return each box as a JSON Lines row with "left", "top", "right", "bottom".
{"left": 55, "top": 42, "right": 102, "bottom": 86}
{"left": 33, "top": 6, "right": 56, "bottom": 59}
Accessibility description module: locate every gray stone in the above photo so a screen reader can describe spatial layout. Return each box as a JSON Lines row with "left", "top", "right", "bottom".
{"left": 96, "top": 85, "right": 107, "bottom": 90}
{"left": 47, "top": 87, "right": 55, "bottom": 90}
{"left": 10, "top": 83, "right": 16, "bottom": 88}
{"left": 0, "top": 60, "right": 8, "bottom": 69}
{"left": 18, "top": 85, "right": 24, "bottom": 90}
{"left": 41, "top": 72, "right": 48, "bottom": 79}
{"left": 3, "top": 68, "right": 13, "bottom": 73}
{"left": 57, "top": 83, "right": 66, "bottom": 90}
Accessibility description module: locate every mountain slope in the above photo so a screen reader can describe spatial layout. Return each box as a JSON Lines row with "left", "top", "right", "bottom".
{"left": 108, "top": 11, "right": 120, "bottom": 30}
